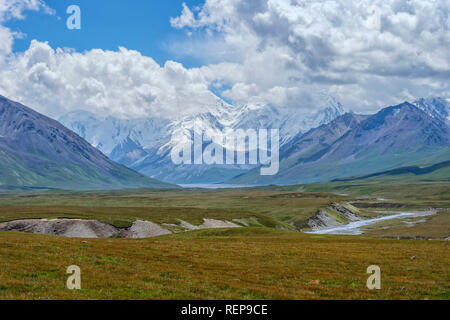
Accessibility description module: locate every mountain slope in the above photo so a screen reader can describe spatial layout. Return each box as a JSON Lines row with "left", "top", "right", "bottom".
{"left": 231, "top": 102, "right": 450, "bottom": 185}
{"left": 0, "top": 95, "right": 175, "bottom": 190}
{"left": 280, "top": 113, "right": 369, "bottom": 162}
{"left": 413, "top": 97, "right": 450, "bottom": 124}
{"left": 333, "top": 160, "right": 450, "bottom": 182}
{"left": 60, "top": 95, "right": 345, "bottom": 184}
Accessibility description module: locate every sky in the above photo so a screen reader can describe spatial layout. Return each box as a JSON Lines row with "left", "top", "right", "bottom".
{"left": 3, "top": 0, "right": 206, "bottom": 67}
{"left": 0, "top": 0, "right": 448, "bottom": 119}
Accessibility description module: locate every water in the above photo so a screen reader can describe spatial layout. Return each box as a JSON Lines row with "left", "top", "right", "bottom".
{"left": 178, "top": 184, "right": 257, "bottom": 189}
{"left": 308, "top": 211, "right": 435, "bottom": 235}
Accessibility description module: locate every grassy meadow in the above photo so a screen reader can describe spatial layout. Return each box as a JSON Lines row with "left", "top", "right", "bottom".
{"left": 0, "top": 188, "right": 343, "bottom": 229}
{"left": 0, "top": 181, "right": 448, "bottom": 300}
{"left": 0, "top": 229, "right": 448, "bottom": 300}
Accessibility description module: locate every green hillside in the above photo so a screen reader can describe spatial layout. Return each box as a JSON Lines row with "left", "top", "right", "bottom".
{"left": 333, "top": 160, "right": 450, "bottom": 183}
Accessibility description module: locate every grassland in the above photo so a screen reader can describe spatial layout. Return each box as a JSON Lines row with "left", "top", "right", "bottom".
{"left": 278, "top": 182, "right": 450, "bottom": 210}
{"left": 0, "top": 188, "right": 342, "bottom": 228}
{"left": 0, "top": 181, "right": 448, "bottom": 300}
{"left": 0, "top": 229, "right": 448, "bottom": 300}
{"left": 0, "top": 182, "right": 448, "bottom": 233}
{"left": 0, "top": 206, "right": 282, "bottom": 229}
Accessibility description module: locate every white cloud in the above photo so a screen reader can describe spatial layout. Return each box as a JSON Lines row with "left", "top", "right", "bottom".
{"left": 170, "top": 0, "right": 450, "bottom": 112}
{"left": 0, "top": 40, "right": 222, "bottom": 119}
{"left": 170, "top": 2, "right": 197, "bottom": 29}
{"left": 0, "top": 0, "right": 448, "bottom": 119}
{"left": 0, "top": 25, "right": 14, "bottom": 56}
{"left": 0, "top": 1, "right": 226, "bottom": 120}
{"left": 0, "top": 0, "right": 54, "bottom": 56}
{"left": 0, "top": 0, "right": 53, "bottom": 21}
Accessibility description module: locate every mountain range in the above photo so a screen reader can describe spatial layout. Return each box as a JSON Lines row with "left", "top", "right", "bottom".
{"left": 60, "top": 95, "right": 450, "bottom": 185}
{"left": 231, "top": 99, "right": 450, "bottom": 184}
{"left": 1, "top": 93, "right": 447, "bottom": 189}
{"left": 59, "top": 94, "right": 346, "bottom": 183}
{"left": 0, "top": 95, "right": 175, "bottom": 190}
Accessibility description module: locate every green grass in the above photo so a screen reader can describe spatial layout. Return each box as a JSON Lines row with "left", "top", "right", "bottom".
{"left": 0, "top": 188, "right": 342, "bottom": 229}
{"left": 0, "top": 229, "right": 448, "bottom": 300}
{"left": 0, "top": 181, "right": 448, "bottom": 300}
{"left": 297, "top": 182, "right": 450, "bottom": 209}
{"left": 0, "top": 206, "right": 284, "bottom": 229}
{"left": 0, "top": 181, "right": 448, "bottom": 227}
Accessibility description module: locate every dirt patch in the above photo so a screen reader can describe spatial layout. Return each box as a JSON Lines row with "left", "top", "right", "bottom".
{"left": 201, "top": 219, "right": 241, "bottom": 229}
{"left": 123, "top": 220, "right": 172, "bottom": 238}
{"left": 0, "top": 218, "right": 242, "bottom": 239}
{"left": 0, "top": 219, "right": 118, "bottom": 238}
{"left": 179, "top": 219, "right": 241, "bottom": 231}
{"left": 0, "top": 219, "right": 172, "bottom": 239}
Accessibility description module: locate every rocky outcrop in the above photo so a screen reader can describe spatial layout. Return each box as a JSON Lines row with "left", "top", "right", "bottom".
{"left": 0, "top": 218, "right": 243, "bottom": 239}
{"left": 330, "top": 203, "right": 361, "bottom": 221}
{"left": 306, "top": 203, "right": 362, "bottom": 231}
{"left": 306, "top": 211, "right": 342, "bottom": 230}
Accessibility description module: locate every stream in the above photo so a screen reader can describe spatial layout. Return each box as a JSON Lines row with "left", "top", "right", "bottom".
{"left": 308, "top": 211, "right": 435, "bottom": 235}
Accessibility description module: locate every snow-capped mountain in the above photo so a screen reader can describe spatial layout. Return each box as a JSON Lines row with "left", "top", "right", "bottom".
{"left": 231, "top": 101, "right": 450, "bottom": 185}
{"left": 59, "top": 110, "right": 171, "bottom": 157}
{"left": 413, "top": 97, "right": 450, "bottom": 124}
{"left": 59, "top": 95, "right": 449, "bottom": 185}
{"left": 59, "top": 94, "right": 346, "bottom": 183}
{"left": 233, "top": 94, "right": 345, "bottom": 145}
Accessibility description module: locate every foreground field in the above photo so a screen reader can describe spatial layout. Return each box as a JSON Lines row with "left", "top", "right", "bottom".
{"left": 0, "top": 228, "right": 448, "bottom": 300}
{"left": 0, "top": 182, "right": 448, "bottom": 299}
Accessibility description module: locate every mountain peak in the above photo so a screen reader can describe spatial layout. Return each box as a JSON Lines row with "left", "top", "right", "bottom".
{"left": 231, "top": 99, "right": 450, "bottom": 185}
{"left": 412, "top": 97, "right": 450, "bottom": 123}
{"left": 0, "top": 96, "right": 175, "bottom": 190}
{"left": 59, "top": 93, "right": 347, "bottom": 183}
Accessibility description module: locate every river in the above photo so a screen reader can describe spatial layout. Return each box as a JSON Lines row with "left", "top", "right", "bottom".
{"left": 308, "top": 211, "right": 435, "bottom": 235}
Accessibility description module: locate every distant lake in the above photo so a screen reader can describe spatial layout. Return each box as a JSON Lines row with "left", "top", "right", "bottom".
{"left": 178, "top": 184, "right": 258, "bottom": 189}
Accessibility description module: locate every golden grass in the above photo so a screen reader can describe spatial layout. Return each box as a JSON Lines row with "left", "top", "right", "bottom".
{"left": 0, "top": 185, "right": 448, "bottom": 300}
{"left": 0, "top": 229, "right": 448, "bottom": 300}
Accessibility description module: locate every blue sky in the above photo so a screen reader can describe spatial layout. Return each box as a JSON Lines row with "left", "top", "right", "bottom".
{"left": 0, "top": 0, "right": 447, "bottom": 119}
{"left": 5, "top": 0, "right": 205, "bottom": 67}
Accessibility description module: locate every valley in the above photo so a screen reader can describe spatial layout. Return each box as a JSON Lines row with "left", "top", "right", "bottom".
{"left": 0, "top": 95, "right": 448, "bottom": 300}
{"left": 0, "top": 179, "right": 448, "bottom": 299}
{"left": 60, "top": 97, "right": 450, "bottom": 185}
{"left": 0, "top": 0, "right": 448, "bottom": 305}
